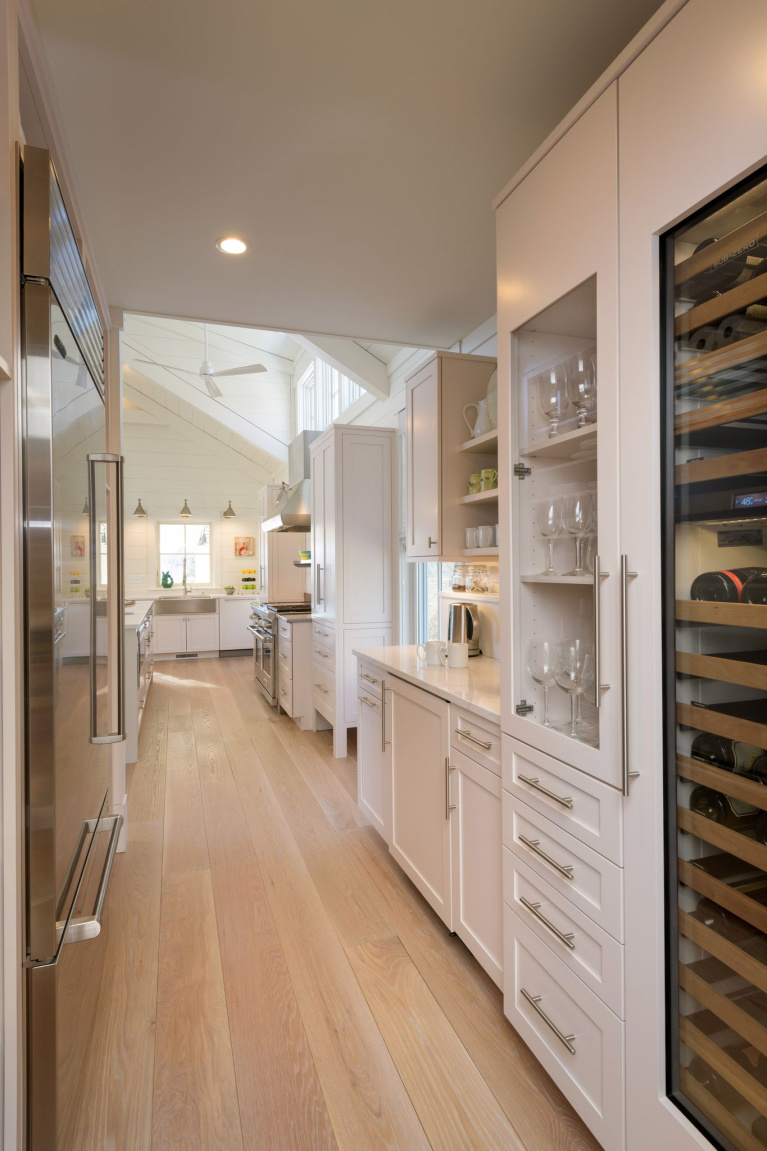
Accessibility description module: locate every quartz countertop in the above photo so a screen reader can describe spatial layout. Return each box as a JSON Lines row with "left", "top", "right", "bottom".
{"left": 352, "top": 645, "right": 500, "bottom": 724}
{"left": 124, "top": 600, "right": 154, "bottom": 629}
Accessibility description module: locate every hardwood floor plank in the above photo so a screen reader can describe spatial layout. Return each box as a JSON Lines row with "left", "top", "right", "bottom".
{"left": 129, "top": 676, "right": 169, "bottom": 823}
{"left": 348, "top": 935, "right": 524, "bottom": 1151}
{"left": 153, "top": 869, "right": 243, "bottom": 1151}
{"left": 273, "top": 718, "right": 367, "bottom": 832}
{"left": 201, "top": 773, "right": 337, "bottom": 1150}
{"left": 72, "top": 819, "right": 164, "bottom": 1150}
{"left": 344, "top": 825, "right": 603, "bottom": 1151}
{"left": 228, "top": 736, "right": 430, "bottom": 1151}
{"left": 189, "top": 683, "right": 235, "bottom": 786}
{"left": 162, "top": 729, "right": 209, "bottom": 877}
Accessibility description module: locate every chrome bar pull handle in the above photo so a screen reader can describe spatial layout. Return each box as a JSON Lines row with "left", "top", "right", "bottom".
{"left": 88, "top": 453, "right": 126, "bottom": 744}
{"left": 455, "top": 728, "right": 492, "bottom": 750}
{"left": 315, "top": 562, "right": 322, "bottom": 606}
{"left": 593, "top": 555, "right": 609, "bottom": 708}
{"left": 360, "top": 672, "right": 380, "bottom": 685}
{"left": 518, "top": 774, "right": 573, "bottom": 809}
{"left": 358, "top": 696, "right": 378, "bottom": 709}
{"left": 445, "top": 758, "right": 456, "bottom": 819}
{"left": 518, "top": 835, "right": 574, "bottom": 880}
{"left": 520, "top": 989, "right": 576, "bottom": 1054}
{"left": 428, "top": 536, "right": 438, "bottom": 549}
{"left": 621, "top": 555, "right": 639, "bottom": 796}
{"left": 519, "top": 897, "right": 575, "bottom": 949}
{"left": 381, "top": 679, "right": 389, "bottom": 752}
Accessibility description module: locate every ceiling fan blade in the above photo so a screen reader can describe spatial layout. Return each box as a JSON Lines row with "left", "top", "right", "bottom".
{"left": 209, "top": 363, "right": 267, "bottom": 378}
{"left": 134, "top": 359, "right": 199, "bottom": 374}
{"left": 202, "top": 374, "right": 223, "bottom": 399}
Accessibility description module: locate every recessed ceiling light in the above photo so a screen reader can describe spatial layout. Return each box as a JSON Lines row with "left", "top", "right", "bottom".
{"left": 216, "top": 236, "right": 247, "bottom": 255}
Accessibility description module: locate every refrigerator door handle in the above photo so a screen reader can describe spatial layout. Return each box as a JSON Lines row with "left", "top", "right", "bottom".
{"left": 88, "top": 453, "right": 125, "bottom": 744}
{"left": 57, "top": 814, "right": 123, "bottom": 945}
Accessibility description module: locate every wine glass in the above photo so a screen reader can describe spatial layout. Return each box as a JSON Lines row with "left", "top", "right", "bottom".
{"left": 527, "top": 640, "right": 557, "bottom": 728}
{"left": 535, "top": 364, "right": 568, "bottom": 438}
{"left": 561, "top": 492, "right": 594, "bottom": 576}
{"left": 534, "top": 496, "right": 563, "bottom": 576}
{"left": 565, "top": 349, "right": 597, "bottom": 428}
{"left": 554, "top": 639, "right": 595, "bottom": 739}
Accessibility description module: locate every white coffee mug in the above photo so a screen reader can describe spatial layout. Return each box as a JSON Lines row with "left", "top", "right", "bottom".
{"left": 446, "top": 642, "right": 469, "bottom": 669}
{"left": 477, "top": 524, "right": 495, "bottom": 548}
{"left": 417, "top": 640, "right": 447, "bottom": 666}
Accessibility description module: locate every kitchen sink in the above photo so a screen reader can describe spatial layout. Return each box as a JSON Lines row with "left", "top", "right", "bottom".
{"left": 154, "top": 597, "right": 217, "bottom": 615}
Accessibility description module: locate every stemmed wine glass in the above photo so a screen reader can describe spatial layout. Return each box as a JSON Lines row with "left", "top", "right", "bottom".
{"left": 527, "top": 640, "right": 557, "bottom": 728}
{"left": 554, "top": 639, "right": 595, "bottom": 740}
{"left": 565, "top": 348, "right": 598, "bottom": 427}
{"left": 535, "top": 364, "right": 568, "bottom": 438}
{"left": 534, "top": 496, "right": 563, "bottom": 576}
{"left": 561, "top": 491, "right": 594, "bottom": 576}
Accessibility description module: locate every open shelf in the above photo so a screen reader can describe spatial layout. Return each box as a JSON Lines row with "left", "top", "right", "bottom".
{"left": 457, "top": 428, "right": 498, "bottom": 454}
{"left": 676, "top": 599, "right": 767, "bottom": 629}
{"left": 458, "top": 490, "right": 498, "bottom": 506}
{"left": 462, "top": 546, "right": 499, "bottom": 557}
{"left": 678, "top": 859, "right": 767, "bottom": 936}
{"left": 676, "top": 649, "right": 767, "bottom": 690}
{"left": 677, "top": 701, "right": 767, "bottom": 753}
{"left": 678, "top": 806, "right": 767, "bottom": 872}
{"left": 521, "top": 572, "right": 593, "bottom": 585}
{"left": 677, "top": 754, "right": 767, "bottom": 813}
{"left": 518, "top": 422, "right": 597, "bottom": 460}
{"left": 293, "top": 560, "right": 311, "bottom": 567}
{"left": 680, "top": 909, "right": 767, "bottom": 997}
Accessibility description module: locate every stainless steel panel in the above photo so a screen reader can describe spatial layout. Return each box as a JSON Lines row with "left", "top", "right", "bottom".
{"left": 154, "top": 597, "right": 217, "bottom": 614}
{"left": 88, "top": 453, "right": 124, "bottom": 743}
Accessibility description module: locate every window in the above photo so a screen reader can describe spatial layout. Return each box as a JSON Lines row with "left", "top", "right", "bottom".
{"left": 158, "top": 523, "right": 212, "bottom": 587}
{"left": 295, "top": 357, "right": 363, "bottom": 433}
{"left": 416, "top": 562, "right": 453, "bottom": 642}
{"left": 99, "top": 521, "right": 108, "bottom": 586}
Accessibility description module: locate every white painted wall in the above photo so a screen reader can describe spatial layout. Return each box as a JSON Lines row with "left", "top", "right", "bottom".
{"left": 122, "top": 416, "right": 261, "bottom": 592}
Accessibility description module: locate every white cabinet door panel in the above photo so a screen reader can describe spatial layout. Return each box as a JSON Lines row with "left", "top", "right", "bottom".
{"left": 153, "top": 616, "right": 187, "bottom": 654}
{"left": 186, "top": 614, "right": 219, "bottom": 653}
{"left": 406, "top": 360, "right": 440, "bottom": 560}
{"left": 341, "top": 432, "right": 392, "bottom": 624}
{"left": 357, "top": 686, "right": 391, "bottom": 844}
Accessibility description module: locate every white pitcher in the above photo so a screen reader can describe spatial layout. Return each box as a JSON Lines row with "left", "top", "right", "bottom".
{"left": 463, "top": 398, "right": 494, "bottom": 438}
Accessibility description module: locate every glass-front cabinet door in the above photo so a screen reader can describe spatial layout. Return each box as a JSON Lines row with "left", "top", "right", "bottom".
{"left": 665, "top": 166, "right": 767, "bottom": 1150}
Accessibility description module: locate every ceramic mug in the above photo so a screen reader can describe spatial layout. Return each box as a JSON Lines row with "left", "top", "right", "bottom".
{"left": 468, "top": 473, "right": 482, "bottom": 495}
{"left": 465, "top": 527, "right": 478, "bottom": 549}
{"left": 417, "top": 640, "right": 447, "bottom": 666}
{"left": 480, "top": 468, "right": 498, "bottom": 491}
{"left": 446, "top": 642, "right": 469, "bottom": 669}
{"left": 477, "top": 525, "right": 495, "bottom": 548}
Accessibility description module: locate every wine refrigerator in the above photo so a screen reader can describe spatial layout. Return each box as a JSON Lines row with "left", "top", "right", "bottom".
{"left": 664, "top": 164, "right": 767, "bottom": 1151}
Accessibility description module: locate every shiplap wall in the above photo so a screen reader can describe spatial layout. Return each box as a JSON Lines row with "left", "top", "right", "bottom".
{"left": 123, "top": 418, "right": 261, "bottom": 590}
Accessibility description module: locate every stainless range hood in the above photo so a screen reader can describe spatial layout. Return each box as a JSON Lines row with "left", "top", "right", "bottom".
{"left": 262, "top": 430, "right": 321, "bottom": 532}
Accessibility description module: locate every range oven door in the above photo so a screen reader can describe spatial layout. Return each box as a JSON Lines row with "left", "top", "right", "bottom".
{"left": 249, "top": 623, "right": 274, "bottom": 700}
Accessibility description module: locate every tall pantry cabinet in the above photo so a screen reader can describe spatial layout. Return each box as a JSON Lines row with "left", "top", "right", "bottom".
{"left": 496, "top": 3, "right": 767, "bottom": 1150}
{"left": 310, "top": 425, "right": 395, "bottom": 758}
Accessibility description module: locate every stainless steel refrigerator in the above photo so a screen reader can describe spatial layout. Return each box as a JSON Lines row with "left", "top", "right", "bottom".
{"left": 21, "top": 146, "right": 125, "bottom": 1149}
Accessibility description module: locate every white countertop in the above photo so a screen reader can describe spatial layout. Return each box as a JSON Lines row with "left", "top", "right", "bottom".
{"left": 124, "top": 600, "right": 154, "bottom": 629}
{"left": 353, "top": 645, "right": 501, "bottom": 724}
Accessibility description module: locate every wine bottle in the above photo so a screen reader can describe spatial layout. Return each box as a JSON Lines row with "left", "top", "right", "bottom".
{"left": 690, "top": 568, "right": 766, "bottom": 602}
{"left": 690, "top": 733, "right": 736, "bottom": 769}
{"left": 743, "top": 572, "right": 767, "bottom": 605}
{"left": 690, "top": 785, "right": 758, "bottom": 828}
{"left": 686, "top": 236, "right": 767, "bottom": 301}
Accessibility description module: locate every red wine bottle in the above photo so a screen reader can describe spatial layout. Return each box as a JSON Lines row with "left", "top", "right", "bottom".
{"left": 690, "top": 568, "right": 766, "bottom": 602}
{"left": 690, "top": 785, "right": 757, "bottom": 828}
{"left": 690, "top": 733, "right": 736, "bottom": 769}
{"left": 743, "top": 572, "right": 767, "bottom": 605}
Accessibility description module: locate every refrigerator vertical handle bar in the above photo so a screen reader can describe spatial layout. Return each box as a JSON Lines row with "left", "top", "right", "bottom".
{"left": 621, "top": 555, "right": 639, "bottom": 796}
{"left": 88, "top": 453, "right": 125, "bottom": 744}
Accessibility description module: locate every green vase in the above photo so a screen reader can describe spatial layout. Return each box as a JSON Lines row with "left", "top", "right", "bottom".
{"left": 161, "top": 571, "right": 174, "bottom": 589}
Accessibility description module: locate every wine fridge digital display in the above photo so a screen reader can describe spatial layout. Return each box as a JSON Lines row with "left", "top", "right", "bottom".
{"left": 664, "top": 165, "right": 767, "bottom": 1151}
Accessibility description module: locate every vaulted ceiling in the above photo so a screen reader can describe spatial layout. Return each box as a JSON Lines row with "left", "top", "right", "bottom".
{"left": 29, "top": 0, "right": 664, "bottom": 347}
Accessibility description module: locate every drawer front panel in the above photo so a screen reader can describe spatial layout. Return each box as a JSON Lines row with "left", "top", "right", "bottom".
{"left": 277, "top": 618, "right": 292, "bottom": 642}
{"left": 357, "top": 660, "right": 384, "bottom": 701}
{"left": 277, "top": 674, "right": 293, "bottom": 716}
{"left": 312, "top": 639, "right": 334, "bottom": 667}
{"left": 277, "top": 646, "right": 293, "bottom": 681}
{"left": 451, "top": 708, "right": 501, "bottom": 776}
{"left": 504, "top": 735, "right": 622, "bottom": 864}
{"left": 312, "top": 622, "right": 335, "bottom": 652}
{"left": 504, "top": 849, "right": 624, "bottom": 1018}
{"left": 313, "top": 662, "right": 335, "bottom": 722}
{"left": 504, "top": 793, "right": 623, "bottom": 942}
{"left": 504, "top": 907, "right": 624, "bottom": 1151}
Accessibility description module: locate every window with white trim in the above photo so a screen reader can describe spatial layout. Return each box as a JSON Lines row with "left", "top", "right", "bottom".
{"left": 158, "top": 522, "right": 212, "bottom": 587}
{"left": 295, "top": 358, "right": 362, "bottom": 433}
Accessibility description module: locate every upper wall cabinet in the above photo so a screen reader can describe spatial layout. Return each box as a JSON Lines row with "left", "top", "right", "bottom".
{"left": 406, "top": 351, "right": 498, "bottom": 562}
{"left": 496, "top": 86, "right": 622, "bottom": 788}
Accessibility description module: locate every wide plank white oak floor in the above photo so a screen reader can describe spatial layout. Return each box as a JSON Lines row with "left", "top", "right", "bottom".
{"left": 75, "top": 655, "right": 602, "bottom": 1150}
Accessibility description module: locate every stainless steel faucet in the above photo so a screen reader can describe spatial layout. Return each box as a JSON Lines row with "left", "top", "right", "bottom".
{"left": 183, "top": 556, "right": 188, "bottom": 596}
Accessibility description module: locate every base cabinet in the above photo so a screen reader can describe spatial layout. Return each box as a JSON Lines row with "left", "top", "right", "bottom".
{"left": 218, "top": 598, "right": 253, "bottom": 650}
{"left": 357, "top": 677, "right": 391, "bottom": 843}
{"left": 154, "top": 612, "right": 219, "bottom": 655}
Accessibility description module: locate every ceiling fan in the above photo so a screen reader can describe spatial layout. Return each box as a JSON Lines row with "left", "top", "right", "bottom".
{"left": 135, "top": 322, "right": 267, "bottom": 398}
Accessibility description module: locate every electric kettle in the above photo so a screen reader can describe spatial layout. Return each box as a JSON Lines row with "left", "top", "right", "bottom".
{"left": 447, "top": 602, "right": 480, "bottom": 656}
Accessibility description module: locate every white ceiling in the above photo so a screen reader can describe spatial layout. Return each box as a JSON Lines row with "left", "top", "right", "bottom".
{"left": 29, "top": 0, "right": 663, "bottom": 347}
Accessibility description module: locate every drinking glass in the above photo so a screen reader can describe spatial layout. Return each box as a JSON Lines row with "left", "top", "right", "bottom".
{"left": 534, "top": 496, "right": 563, "bottom": 576}
{"left": 535, "top": 365, "right": 568, "bottom": 437}
{"left": 554, "top": 639, "right": 595, "bottom": 739}
{"left": 561, "top": 491, "right": 594, "bottom": 575}
{"left": 565, "top": 349, "right": 597, "bottom": 427}
{"left": 527, "top": 640, "right": 557, "bottom": 728}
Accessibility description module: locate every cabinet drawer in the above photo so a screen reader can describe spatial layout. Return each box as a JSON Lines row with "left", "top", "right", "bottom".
{"left": 313, "top": 662, "right": 335, "bottom": 722}
{"left": 357, "top": 660, "right": 384, "bottom": 700}
{"left": 504, "top": 793, "right": 623, "bottom": 942}
{"left": 277, "top": 646, "right": 292, "bottom": 681}
{"left": 312, "top": 639, "right": 334, "bottom": 667}
{"left": 277, "top": 674, "right": 293, "bottom": 716}
{"left": 277, "top": 618, "right": 292, "bottom": 642}
{"left": 312, "top": 622, "right": 335, "bottom": 651}
{"left": 504, "top": 907, "right": 624, "bottom": 1151}
{"left": 504, "top": 735, "right": 622, "bottom": 865}
{"left": 504, "top": 849, "right": 623, "bottom": 1018}
{"left": 451, "top": 708, "right": 501, "bottom": 776}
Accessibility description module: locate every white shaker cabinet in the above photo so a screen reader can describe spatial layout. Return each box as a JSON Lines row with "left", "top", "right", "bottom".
{"left": 389, "top": 676, "right": 452, "bottom": 928}
{"left": 218, "top": 597, "right": 253, "bottom": 651}
{"left": 153, "top": 612, "right": 219, "bottom": 655}
{"left": 356, "top": 665, "right": 391, "bottom": 843}
{"left": 257, "top": 483, "right": 308, "bottom": 605}
{"left": 186, "top": 613, "right": 219, "bottom": 653}
{"left": 310, "top": 425, "right": 394, "bottom": 757}
{"left": 153, "top": 615, "right": 187, "bottom": 655}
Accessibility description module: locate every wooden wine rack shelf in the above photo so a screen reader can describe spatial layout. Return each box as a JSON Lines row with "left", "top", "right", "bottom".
{"left": 677, "top": 701, "right": 767, "bottom": 750}
{"left": 680, "top": 1015, "right": 767, "bottom": 1118}
{"left": 676, "top": 599, "right": 767, "bottom": 629}
{"left": 675, "top": 329, "right": 767, "bottom": 390}
{"left": 677, "top": 754, "right": 767, "bottom": 813}
{"left": 678, "top": 859, "right": 767, "bottom": 935}
{"left": 678, "top": 807, "right": 767, "bottom": 872}
{"left": 675, "top": 210, "right": 767, "bottom": 287}
{"left": 680, "top": 962, "right": 767, "bottom": 1061}
{"left": 681, "top": 1070, "right": 766, "bottom": 1151}
{"left": 676, "top": 446, "right": 767, "bottom": 486}
{"left": 675, "top": 386, "right": 767, "bottom": 436}
{"left": 675, "top": 274, "right": 767, "bottom": 338}
{"left": 676, "top": 651, "right": 767, "bottom": 692}
{"left": 680, "top": 909, "right": 767, "bottom": 998}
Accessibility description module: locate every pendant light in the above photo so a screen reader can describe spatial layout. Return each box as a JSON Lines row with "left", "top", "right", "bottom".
{"left": 82, "top": 496, "right": 89, "bottom": 514}
{"left": 133, "top": 498, "right": 148, "bottom": 518}
{"left": 222, "top": 501, "right": 236, "bottom": 518}
{"left": 179, "top": 498, "right": 192, "bottom": 518}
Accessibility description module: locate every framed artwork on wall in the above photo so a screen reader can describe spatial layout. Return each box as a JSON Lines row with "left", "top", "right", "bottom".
{"left": 71, "top": 535, "right": 85, "bottom": 557}
{"left": 235, "top": 536, "right": 255, "bottom": 557}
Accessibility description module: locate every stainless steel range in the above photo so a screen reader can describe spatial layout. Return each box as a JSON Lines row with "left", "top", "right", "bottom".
{"left": 249, "top": 601, "right": 312, "bottom": 705}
